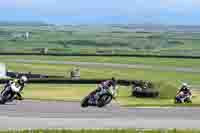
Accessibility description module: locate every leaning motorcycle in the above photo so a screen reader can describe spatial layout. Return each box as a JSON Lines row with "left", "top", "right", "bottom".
{"left": 174, "top": 92, "right": 192, "bottom": 104}
{"left": 81, "top": 86, "right": 117, "bottom": 108}
{"left": 0, "top": 83, "right": 20, "bottom": 104}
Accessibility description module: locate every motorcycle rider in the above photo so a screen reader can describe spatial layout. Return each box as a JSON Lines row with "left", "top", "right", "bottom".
{"left": 176, "top": 83, "right": 192, "bottom": 102}
{"left": 177, "top": 83, "right": 192, "bottom": 94}
{"left": 2, "top": 76, "right": 28, "bottom": 100}
{"left": 89, "top": 77, "right": 118, "bottom": 104}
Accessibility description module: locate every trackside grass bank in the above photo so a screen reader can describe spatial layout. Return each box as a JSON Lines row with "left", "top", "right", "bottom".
{"left": 1, "top": 129, "right": 200, "bottom": 133}
{"left": 0, "top": 83, "right": 199, "bottom": 107}
{"left": 3, "top": 62, "right": 200, "bottom": 85}
{"left": 2, "top": 55, "right": 200, "bottom": 69}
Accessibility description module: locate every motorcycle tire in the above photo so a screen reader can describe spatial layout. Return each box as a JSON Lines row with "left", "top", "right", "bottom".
{"left": 0, "top": 96, "right": 6, "bottom": 104}
{"left": 97, "top": 93, "right": 112, "bottom": 108}
{"left": 0, "top": 87, "right": 14, "bottom": 104}
{"left": 81, "top": 96, "right": 89, "bottom": 108}
{"left": 184, "top": 97, "right": 192, "bottom": 103}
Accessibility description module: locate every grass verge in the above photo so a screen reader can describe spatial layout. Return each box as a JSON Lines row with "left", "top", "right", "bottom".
{"left": 2, "top": 55, "right": 200, "bottom": 68}
{"left": 2, "top": 62, "right": 200, "bottom": 85}
{"left": 0, "top": 83, "right": 199, "bottom": 107}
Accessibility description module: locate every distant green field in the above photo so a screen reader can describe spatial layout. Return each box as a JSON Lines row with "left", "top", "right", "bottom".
{"left": 1, "top": 25, "right": 200, "bottom": 56}
{"left": 1, "top": 55, "right": 200, "bottom": 68}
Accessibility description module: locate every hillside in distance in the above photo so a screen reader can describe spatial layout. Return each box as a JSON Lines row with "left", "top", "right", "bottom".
{"left": 0, "top": 22, "right": 200, "bottom": 56}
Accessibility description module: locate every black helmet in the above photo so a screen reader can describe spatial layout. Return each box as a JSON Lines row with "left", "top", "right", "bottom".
{"left": 111, "top": 77, "right": 115, "bottom": 81}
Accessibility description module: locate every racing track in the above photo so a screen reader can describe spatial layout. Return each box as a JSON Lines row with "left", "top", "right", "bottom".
{"left": 0, "top": 100, "right": 200, "bottom": 129}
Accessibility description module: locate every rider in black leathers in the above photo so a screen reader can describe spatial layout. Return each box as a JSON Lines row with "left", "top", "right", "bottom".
{"left": 89, "top": 77, "right": 117, "bottom": 103}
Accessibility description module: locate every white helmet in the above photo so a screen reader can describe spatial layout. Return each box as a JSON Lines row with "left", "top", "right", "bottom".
{"left": 182, "top": 83, "right": 188, "bottom": 87}
{"left": 20, "top": 76, "right": 28, "bottom": 83}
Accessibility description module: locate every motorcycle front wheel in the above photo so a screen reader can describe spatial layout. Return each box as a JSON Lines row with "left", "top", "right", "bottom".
{"left": 0, "top": 96, "right": 6, "bottom": 104}
{"left": 81, "top": 96, "right": 90, "bottom": 108}
{"left": 97, "top": 93, "right": 113, "bottom": 108}
{"left": 0, "top": 88, "right": 13, "bottom": 104}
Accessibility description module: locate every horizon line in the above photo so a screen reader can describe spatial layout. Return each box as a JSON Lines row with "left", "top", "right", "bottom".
{"left": 1, "top": 20, "right": 200, "bottom": 27}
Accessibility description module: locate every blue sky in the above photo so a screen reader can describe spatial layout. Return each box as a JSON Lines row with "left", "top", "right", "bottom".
{"left": 1, "top": 0, "right": 200, "bottom": 25}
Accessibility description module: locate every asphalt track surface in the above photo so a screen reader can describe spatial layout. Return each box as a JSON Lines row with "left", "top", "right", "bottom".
{"left": 4, "top": 59, "right": 200, "bottom": 73}
{"left": 1, "top": 100, "right": 200, "bottom": 129}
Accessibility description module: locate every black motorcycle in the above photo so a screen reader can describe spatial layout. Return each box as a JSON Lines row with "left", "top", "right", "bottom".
{"left": 0, "top": 84, "right": 19, "bottom": 104}
{"left": 81, "top": 87, "right": 116, "bottom": 108}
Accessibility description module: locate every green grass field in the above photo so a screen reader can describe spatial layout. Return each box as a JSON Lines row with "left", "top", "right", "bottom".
{"left": 1, "top": 59, "right": 200, "bottom": 107}
{"left": 1, "top": 55, "right": 200, "bottom": 106}
{"left": 1, "top": 129, "right": 200, "bottom": 133}
{"left": 1, "top": 25, "right": 200, "bottom": 56}
{"left": 0, "top": 83, "right": 199, "bottom": 107}
{"left": 3, "top": 61, "right": 200, "bottom": 85}
{"left": 2, "top": 55, "right": 200, "bottom": 68}
{"left": 2, "top": 58, "right": 200, "bottom": 106}
{"left": 1, "top": 25, "right": 200, "bottom": 106}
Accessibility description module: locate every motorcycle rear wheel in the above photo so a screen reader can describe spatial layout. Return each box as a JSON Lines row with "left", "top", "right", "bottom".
{"left": 184, "top": 97, "right": 192, "bottom": 103}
